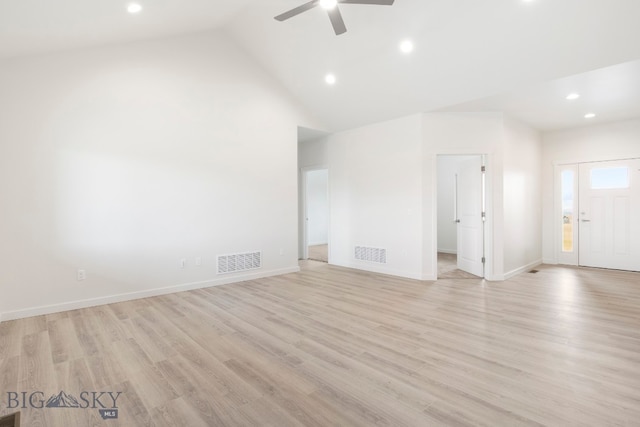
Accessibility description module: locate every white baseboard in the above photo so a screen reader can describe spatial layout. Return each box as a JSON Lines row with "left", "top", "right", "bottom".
{"left": 0, "top": 266, "right": 300, "bottom": 322}
{"left": 504, "top": 259, "right": 543, "bottom": 280}
{"left": 331, "top": 261, "right": 423, "bottom": 281}
{"left": 308, "top": 241, "right": 328, "bottom": 246}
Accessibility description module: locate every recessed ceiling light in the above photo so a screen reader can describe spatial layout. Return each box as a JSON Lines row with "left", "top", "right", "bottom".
{"left": 584, "top": 113, "right": 596, "bottom": 119}
{"left": 127, "top": 3, "right": 142, "bottom": 14}
{"left": 319, "top": 0, "right": 338, "bottom": 10}
{"left": 325, "top": 74, "right": 336, "bottom": 85}
{"left": 566, "top": 93, "right": 580, "bottom": 100}
{"left": 399, "top": 40, "right": 414, "bottom": 54}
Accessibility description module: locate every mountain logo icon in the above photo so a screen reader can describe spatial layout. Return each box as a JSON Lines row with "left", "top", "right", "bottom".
{"left": 45, "top": 391, "right": 81, "bottom": 408}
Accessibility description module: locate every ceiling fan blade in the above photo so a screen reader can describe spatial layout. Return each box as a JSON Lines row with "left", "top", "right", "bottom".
{"left": 275, "top": 0, "right": 320, "bottom": 21}
{"left": 327, "top": 7, "right": 347, "bottom": 35}
{"left": 339, "top": 0, "right": 395, "bottom": 4}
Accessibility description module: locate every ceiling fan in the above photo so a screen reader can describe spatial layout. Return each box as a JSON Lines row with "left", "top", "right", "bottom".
{"left": 275, "top": 0, "right": 395, "bottom": 36}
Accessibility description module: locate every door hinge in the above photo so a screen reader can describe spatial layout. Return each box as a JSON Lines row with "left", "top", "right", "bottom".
{"left": 481, "top": 211, "right": 486, "bottom": 220}
{"left": 482, "top": 257, "right": 486, "bottom": 264}
{"left": 481, "top": 166, "right": 486, "bottom": 172}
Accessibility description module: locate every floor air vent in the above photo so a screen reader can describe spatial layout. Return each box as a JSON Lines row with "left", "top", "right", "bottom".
{"left": 217, "top": 251, "right": 261, "bottom": 274}
{"left": 355, "top": 246, "right": 387, "bottom": 264}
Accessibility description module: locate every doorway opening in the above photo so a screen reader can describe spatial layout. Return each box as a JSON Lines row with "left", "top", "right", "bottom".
{"left": 301, "top": 168, "right": 329, "bottom": 262}
{"left": 437, "top": 155, "right": 486, "bottom": 279}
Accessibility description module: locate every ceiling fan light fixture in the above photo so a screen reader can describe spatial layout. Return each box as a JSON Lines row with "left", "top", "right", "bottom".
{"left": 400, "top": 40, "right": 414, "bottom": 54}
{"left": 274, "top": 0, "right": 394, "bottom": 35}
{"left": 320, "top": 0, "right": 338, "bottom": 10}
{"left": 325, "top": 73, "right": 337, "bottom": 85}
{"left": 127, "top": 3, "right": 142, "bottom": 14}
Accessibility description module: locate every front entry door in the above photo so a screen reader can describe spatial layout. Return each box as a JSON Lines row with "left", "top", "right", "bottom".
{"left": 578, "top": 159, "right": 640, "bottom": 271}
{"left": 456, "top": 156, "right": 484, "bottom": 277}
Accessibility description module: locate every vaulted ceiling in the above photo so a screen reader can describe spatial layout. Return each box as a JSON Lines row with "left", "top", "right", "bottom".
{"left": 2, "top": 0, "right": 640, "bottom": 132}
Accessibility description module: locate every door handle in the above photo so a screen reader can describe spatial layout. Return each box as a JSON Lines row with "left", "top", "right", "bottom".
{"left": 581, "top": 219, "right": 591, "bottom": 222}
{"left": 455, "top": 219, "right": 461, "bottom": 223}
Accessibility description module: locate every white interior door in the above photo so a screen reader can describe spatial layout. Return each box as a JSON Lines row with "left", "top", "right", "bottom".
{"left": 578, "top": 159, "right": 640, "bottom": 271}
{"left": 305, "top": 169, "right": 329, "bottom": 246}
{"left": 456, "top": 156, "right": 484, "bottom": 277}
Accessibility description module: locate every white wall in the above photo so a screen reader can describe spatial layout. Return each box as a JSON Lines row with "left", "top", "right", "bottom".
{"left": 298, "top": 137, "right": 328, "bottom": 168}
{"left": 503, "top": 118, "right": 543, "bottom": 277}
{"left": 298, "top": 112, "right": 541, "bottom": 282}
{"left": 423, "top": 113, "right": 506, "bottom": 280}
{"left": 327, "top": 115, "right": 423, "bottom": 279}
{"left": 306, "top": 169, "right": 329, "bottom": 246}
{"left": 0, "top": 31, "right": 316, "bottom": 321}
{"left": 541, "top": 118, "right": 640, "bottom": 263}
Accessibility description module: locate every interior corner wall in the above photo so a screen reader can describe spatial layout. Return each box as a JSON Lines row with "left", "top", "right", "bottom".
{"left": 327, "top": 115, "right": 423, "bottom": 279}
{"left": 298, "top": 137, "right": 329, "bottom": 169}
{"left": 0, "top": 31, "right": 316, "bottom": 320}
{"left": 541, "top": 118, "right": 640, "bottom": 263}
{"left": 422, "top": 113, "right": 506, "bottom": 281}
{"left": 503, "top": 117, "right": 542, "bottom": 277}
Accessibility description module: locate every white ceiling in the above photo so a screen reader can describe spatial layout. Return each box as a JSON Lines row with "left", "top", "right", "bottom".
{"left": 439, "top": 59, "right": 640, "bottom": 131}
{"left": 2, "top": 0, "right": 640, "bottom": 133}
{"left": 0, "top": 0, "right": 254, "bottom": 58}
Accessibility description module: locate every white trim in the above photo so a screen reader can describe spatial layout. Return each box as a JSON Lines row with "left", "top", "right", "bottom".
{"left": 543, "top": 258, "right": 558, "bottom": 265}
{"left": 504, "top": 259, "right": 543, "bottom": 280}
{"left": 0, "top": 266, "right": 299, "bottom": 322}
{"left": 331, "top": 261, "right": 423, "bottom": 281}
{"left": 553, "top": 156, "right": 640, "bottom": 167}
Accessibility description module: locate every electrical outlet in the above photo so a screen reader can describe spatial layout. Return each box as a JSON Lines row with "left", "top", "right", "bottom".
{"left": 195, "top": 257, "right": 202, "bottom": 266}
{"left": 77, "top": 269, "right": 86, "bottom": 281}
{"left": 180, "top": 259, "right": 187, "bottom": 269}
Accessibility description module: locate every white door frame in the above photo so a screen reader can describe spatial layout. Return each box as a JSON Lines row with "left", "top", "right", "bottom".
{"left": 299, "top": 166, "right": 329, "bottom": 261}
{"left": 553, "top": 157, "right": 640, "bottom": 266}
{"left": 434, "top": 153, "right": 492, "bottom": 280}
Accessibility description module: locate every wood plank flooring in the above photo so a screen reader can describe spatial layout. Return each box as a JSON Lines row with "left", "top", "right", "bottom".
{"left": 437, "top": 252, "right": 481, "bottom": 279}
{"left": 307, "top": 245, "right": 328, "bottom": 263}
{"left": 1, "top": 261, "right": 640, "bottom": 426}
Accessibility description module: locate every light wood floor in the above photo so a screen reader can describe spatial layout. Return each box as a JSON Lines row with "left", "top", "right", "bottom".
{"left": 307, "top": 245, "right": 328, "bottom": 263}
{"left": 1, "top": 262, "right": 640, "bottom": 426}
{"left": 437, "top": 252, "right": 481, "bottom": 279}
